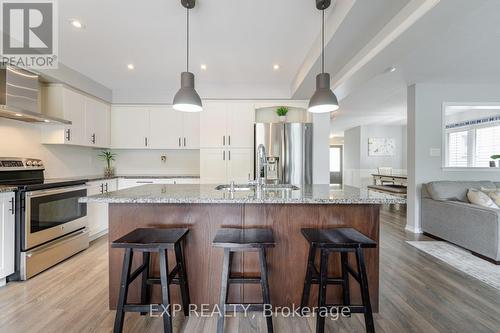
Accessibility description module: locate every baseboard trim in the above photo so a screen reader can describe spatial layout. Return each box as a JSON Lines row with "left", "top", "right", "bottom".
{"left": 405, "top": 224, "right": 422, "bottom": 234}
{"left": 89, "top": 229, "right": 108, "bottom": 242}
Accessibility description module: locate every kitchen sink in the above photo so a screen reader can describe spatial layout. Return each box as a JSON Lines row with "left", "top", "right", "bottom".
{"left": 215, "top": 184, "right": 300, "bottom": 192}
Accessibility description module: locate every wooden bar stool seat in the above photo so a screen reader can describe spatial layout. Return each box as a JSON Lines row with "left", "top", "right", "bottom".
{"left": 213, "top": 228, "right": 275, "bottom": 333}
{"left": 112, "top": 228, "right": 191, "bottom": 333}
{"left": 300, "top": 228, "right": 377, "bottom": 333}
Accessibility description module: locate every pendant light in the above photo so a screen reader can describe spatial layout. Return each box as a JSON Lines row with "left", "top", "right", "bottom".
{"left": 173, "top": 0, "right": 202, "bottom": 112}
{"left": 308, "top": 0, "right": 339, "bottom": 114}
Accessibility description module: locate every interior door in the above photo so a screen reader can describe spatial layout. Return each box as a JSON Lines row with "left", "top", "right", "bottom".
{"left": 149, "top": 106, "right": 183, "bottom": 149}
{"left": 330, "top": 145, "right": 343, "bottom": 185}
{"left": 200, "top": 149, "right": 228, "bottom": 184}
{"left": 200, "top": 102, "right": 227, "bottom": 148}
{"left": 227, "top": 148, "right": 254, "bottom": 183}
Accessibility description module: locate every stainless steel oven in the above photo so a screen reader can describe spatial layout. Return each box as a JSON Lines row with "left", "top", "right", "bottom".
{"left": 23, "top": 185, "right": 88, "bottom": 250}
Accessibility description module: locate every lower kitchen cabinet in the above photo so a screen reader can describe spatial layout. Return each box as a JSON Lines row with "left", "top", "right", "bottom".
{"left": 200, "top": 148, "right": 254, "bottom": 184}
{"left": 0, "top": 192, "right": 15, "bottom": 287}
{"left": 86, "top": 179, "right": 117, "bottom": 240}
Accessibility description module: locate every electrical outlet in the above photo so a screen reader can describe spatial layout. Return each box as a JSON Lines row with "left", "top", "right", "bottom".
{"left": 161, "top": 155, "right": 167, "bottom": 163}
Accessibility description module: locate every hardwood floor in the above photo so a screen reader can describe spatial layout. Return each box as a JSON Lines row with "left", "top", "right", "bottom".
{"left": 1, "top": 207, "right": 500, "bottom": 332}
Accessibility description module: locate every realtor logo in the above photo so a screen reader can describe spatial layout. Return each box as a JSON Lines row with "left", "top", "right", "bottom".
{"left": 1, "top": 0, "right": 58, "bottom": 68}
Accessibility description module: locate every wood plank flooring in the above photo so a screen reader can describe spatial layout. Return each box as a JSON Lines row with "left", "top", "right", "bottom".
{"left": 1, "top": 207, "right": 500, "bottom": 332}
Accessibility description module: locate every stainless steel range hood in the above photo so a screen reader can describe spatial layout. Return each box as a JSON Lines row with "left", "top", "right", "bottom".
{"left": 0, "top": 66, "right": 71, "bottom": 124}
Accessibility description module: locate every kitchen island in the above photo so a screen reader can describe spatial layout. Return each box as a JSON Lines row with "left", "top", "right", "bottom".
{"left": 81, "top": 184, "right": 405, "bottom": 312}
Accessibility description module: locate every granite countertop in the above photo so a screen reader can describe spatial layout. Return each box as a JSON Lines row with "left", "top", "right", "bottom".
{"left": 80, "top": 184, "right": 406, "bottom": 205}
{"left": 0, "top": 186, "right": 17, "bottom": 193}
{"left": 45, "top": 174, "right": 200, "bottom": 183}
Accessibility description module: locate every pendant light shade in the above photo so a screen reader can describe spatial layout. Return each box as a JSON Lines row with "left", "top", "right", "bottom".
{"left": 308, "top": 73, "right": 339, "bottom": 113}
{"left": 173, "top": 72, "right": 202, "bottom": 112}
{"left": 308, "top": 1, "right": 339, "bottom": 114}
{"left": 173, "top": 0, "right": 202, "bottom": 112}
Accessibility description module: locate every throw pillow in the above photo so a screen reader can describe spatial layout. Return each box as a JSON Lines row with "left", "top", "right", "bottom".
{"left": 481, "top": 187, "right": 500, "bottom": 206}
{"left": 467, "top": 188, "right": 499, "bottom": 209}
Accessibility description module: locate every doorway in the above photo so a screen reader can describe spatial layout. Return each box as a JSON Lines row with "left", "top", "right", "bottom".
{"left": 330, "top": 145, "right": 343, "bottom": 186}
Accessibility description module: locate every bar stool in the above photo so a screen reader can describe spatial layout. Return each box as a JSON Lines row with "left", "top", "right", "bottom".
{"left": 300, "top": 228, "right": 377, "bottom": 333}
{"left": 213, "top": 228, "right": 275, "bottom": 333}
{"left": 111, "top": 228, "right": 191, "bottom": 333}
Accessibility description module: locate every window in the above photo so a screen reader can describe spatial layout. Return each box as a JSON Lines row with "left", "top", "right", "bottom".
{"left": 475, "top": 125, "right": 500, "bottom": 167}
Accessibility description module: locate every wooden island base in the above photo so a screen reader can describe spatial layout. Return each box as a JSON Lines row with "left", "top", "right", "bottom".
{"left": 108, "top": 203, "right": 380, "bottom": 312}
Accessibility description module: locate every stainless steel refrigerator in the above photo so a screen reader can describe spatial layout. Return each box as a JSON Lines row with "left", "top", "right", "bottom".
{"left": 254, "top": 123, "right": 313, "bottom": 185}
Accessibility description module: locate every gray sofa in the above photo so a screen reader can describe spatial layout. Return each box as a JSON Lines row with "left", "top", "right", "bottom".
{"left": 421, "top": 181, "right": 500, "bottom": 264}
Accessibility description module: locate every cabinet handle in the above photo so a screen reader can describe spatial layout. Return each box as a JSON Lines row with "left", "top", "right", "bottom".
{"left": 66, "top": 129, "right": 71, "bottom": 141}
{"left": 223, "top": 150, "right": 225, "bottom": 161}
{"left": 145, "top": 137, "right": 148, "bottom": 147}
{"left": 9, "top": 198, "right": 14, "bottom": 215}
{"left": 100, "top": 184, "right": 104, "bottom": 194}
{"left": 228, "top": 135, "right": 231, "bottom": 146}
{"left": 105, "top": 183, "right": 109, "bottom": 192}
{"left": 228, "top": 150, "right": 231, "bottom": 160}
{"left": 178, "top": 137, "right": 181, "bottom": 147}
{"left": 223, "top": 136, "right": 225, "bottom": 146}
{"left": 184, "top": 137, "right": 186, "bottom": 147}
{"left": 91, "top": 133, "right": 96, "bottom": 144}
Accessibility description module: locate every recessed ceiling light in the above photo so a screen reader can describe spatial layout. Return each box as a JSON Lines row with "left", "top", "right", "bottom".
{"left": 329, "top": 134, "right": 334, "bottom": 139}
{"left": 44, "top": 119, "right": 50, "bottom": 123}
{"left": 200, "top": 64, "right": 207, "bottom": 70}
{"left": 127, "top": 64, "right": 135, "bottom": 70}
{"left": 15, "top": 113, "right": 22, "bottom": 117}
{"left": 273, "top": 64, "right": 280, "bottom": 70}
{"left": 70, "top": 19, "right": 84, "bottom": 29}
{"left": 385, "top": 66, "right": 397, "bottom": 73}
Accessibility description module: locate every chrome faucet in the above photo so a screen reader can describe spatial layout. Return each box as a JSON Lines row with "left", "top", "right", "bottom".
{"left": 256, "top": 144, "right": 267, "bottom": 186}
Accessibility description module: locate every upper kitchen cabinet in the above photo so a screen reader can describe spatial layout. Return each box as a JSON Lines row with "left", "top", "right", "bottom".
{"left": 200, "top": 101, "right": 255, "bottom": 149}
{"left": 149, "top": 106, "right": 200, "bottom": 149}
{"left": 41, "top": 84, "right": 111, "bottom": 148}
{"left": 111, "top": 106, "right": 150, "bottom": 149}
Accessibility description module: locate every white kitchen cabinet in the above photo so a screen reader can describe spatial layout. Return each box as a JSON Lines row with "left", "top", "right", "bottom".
{"left": 0, "top": 192, "right": 15, "bottom": 287}
{"left": 111, "top": 106, "right": 150, "bottom": 149}
{"left": 200, "top": 101, "right": 255, "bottom": 149}
{"left": 200, "top": 148, "right": 253, "bottom": 184}
{"left": 41, "top": 84, "right": 111, "bottom": 148}
{"left": 112, "top": 105, "right": 199, "bottom": 150}
{"left": 226, "top": 148, "right": 254, "bottom": 183}
{"left": 85, "top": 97, "right": 110, "bottom": 148}
{"left": 86, "top": 179, "right": 117, "bottom": 240}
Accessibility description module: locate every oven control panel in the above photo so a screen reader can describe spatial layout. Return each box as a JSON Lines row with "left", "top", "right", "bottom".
{"left": 0, "top": 157, "right": 44, "bottom": 170}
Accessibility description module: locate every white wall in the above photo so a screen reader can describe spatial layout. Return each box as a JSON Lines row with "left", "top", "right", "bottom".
{"left": 344, "top": 125, "right": 406, "bottom": 187}
{"left": 0, "top": 118, "right": 101, "bottom": 178}
{"left": 111, "top": 150, "right": 200, "bottom": 175}
{"left": 406, "top": 83, "right": 500, "bottom": 233}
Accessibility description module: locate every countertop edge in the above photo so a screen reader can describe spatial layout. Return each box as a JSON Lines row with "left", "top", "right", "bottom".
{"left": 79, "top": 198, "right": 406, "bottom": 205}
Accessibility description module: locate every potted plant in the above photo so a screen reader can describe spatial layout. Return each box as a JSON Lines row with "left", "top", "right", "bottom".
{"left": 99, "top": 151, "right": 116, "bottom": 177}
{"left": 276, "top": 106, "right": 289, "bottom": 122}
{"left": 490, "top": 155, "right": 500, "bottom": 167}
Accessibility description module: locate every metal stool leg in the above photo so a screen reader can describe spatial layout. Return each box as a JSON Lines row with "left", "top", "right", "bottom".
{"left": 341, "top": 252, "right": 350, "bottom": 307}
{"left": 316, "top": 249, "right": 329, "bottom": 333}
{"left": 355, "top": 248, "right": 375, "bottom": 333}
{"left": 259, "top": 248, "right": 273, "bottom": 333}
{"left": 175, "top": 242, "right": 191, "bottom": 316}
{"left": 300, "top": 244, "right": 316, "bottom": 311}
{"left": 140, "top": 252, "right": 150, "bottom": 315}
{"left": 159, "top": 249, "right": 173, "bottom": 333}
{"left": 113, "top": 248, "right": 133, "bottom": 333}
{"left": 217, "top": 248, "right": 231, "bottom": 333}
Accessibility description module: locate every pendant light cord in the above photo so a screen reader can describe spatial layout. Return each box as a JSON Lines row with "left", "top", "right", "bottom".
{"left": 186, "top": 7, "right": 190, "bottom": 72}
{"left": 321, "top": 9, "right": 325, "bottom": 74}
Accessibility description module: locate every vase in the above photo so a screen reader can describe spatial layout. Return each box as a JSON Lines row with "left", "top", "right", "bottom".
{"left": 104, "top": 167, "right": 115, "bottom": 178}
{"left": 278, "top": 116, "right": 287, "bottom": 122}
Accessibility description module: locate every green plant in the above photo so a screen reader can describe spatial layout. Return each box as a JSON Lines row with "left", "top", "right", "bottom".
{"left": 491, "top": 155, "right": 500, "bottom": 160}
{"left": 276, "top": 106, "right": 289, "bottom": 117}
{"left": 98, "top": 151, "right": 116, "bottom": 169}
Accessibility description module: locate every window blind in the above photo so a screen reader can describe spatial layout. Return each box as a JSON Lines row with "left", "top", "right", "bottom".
{"left": 448, "top": 131, "right": 468, "bottom": 167}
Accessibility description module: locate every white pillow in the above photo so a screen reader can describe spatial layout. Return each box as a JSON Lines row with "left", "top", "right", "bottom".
{"left": 480, "top": 187, "right": 500, "bottom": 206}
{"left": 467, "top": 188, "right": 499, "bottom": 209}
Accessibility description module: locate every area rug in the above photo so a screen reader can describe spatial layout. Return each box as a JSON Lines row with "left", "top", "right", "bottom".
{"left": 406, "top": 241, "right": 500, "bottom": 291}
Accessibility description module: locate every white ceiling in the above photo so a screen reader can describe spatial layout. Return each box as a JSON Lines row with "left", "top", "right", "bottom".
{"left": 329, "top": 0, "right": 500, "bottom": 135}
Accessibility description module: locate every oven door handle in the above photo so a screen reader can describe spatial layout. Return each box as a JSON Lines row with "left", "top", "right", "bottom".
{"left": 25, "top": 185, "right": 88, "bottom": 198}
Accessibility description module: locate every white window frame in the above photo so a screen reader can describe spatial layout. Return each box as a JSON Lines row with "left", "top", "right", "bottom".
{"left": 442, "top": 102, "right": 500, "bottom": 170}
